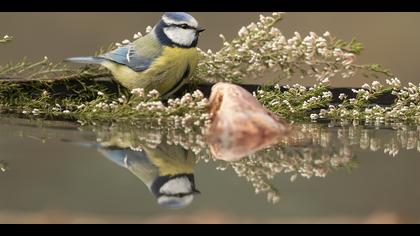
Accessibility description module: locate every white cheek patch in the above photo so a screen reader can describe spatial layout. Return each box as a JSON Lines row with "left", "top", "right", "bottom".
{"left": 163, "top": 27, "right": 196, "bottom": 47}
{"left": 159, "top": 176, "right": 192, "bottom": 194}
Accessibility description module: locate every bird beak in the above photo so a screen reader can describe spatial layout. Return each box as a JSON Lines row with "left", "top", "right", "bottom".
{"left": 196, "top": 27, "right": 205, "bottom": 33}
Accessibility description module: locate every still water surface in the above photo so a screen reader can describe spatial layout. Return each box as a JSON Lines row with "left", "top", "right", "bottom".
{"left": 0, "top": 117, "right": 419, "bottom": 223}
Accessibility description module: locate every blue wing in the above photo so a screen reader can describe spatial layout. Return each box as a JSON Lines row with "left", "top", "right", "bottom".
{"left": 99, "top": 45, "right": 149, "bottom": 72}
{"left": 65, "top": 34, "right": 163, "bottom": 71}
{"left": 99, "top": 34, "right": 163, "bottom": 72}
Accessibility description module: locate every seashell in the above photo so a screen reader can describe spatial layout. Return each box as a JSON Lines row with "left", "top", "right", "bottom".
{"left": 206, "top": 82, "right": 291, "bottom": 161}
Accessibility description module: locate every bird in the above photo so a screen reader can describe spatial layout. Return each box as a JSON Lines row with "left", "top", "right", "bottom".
{"left": 97, "top": 134, "right": 200, "bottom": 209}
{"left": 64, "top": 12, "right": 205, "bottom": 98}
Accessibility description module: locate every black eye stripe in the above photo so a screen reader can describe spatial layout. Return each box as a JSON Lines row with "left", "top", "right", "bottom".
{"left": 168, "top": 23, "right": 195, "bottom": 30}
{"left": 160, "top": 192, "right": 192, "bottom": 198}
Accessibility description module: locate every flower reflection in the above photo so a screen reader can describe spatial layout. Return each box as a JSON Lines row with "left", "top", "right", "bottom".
{"left": 0, "top": 160, "right": 8, "bottom": 172}
{"left": 214, "top": 123, "right": 356, "bottom": 203}
{"left": 81, "top": 121, "right": 420, "bottom": 205}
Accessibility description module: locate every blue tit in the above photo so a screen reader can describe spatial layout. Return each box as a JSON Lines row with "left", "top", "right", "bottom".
{"left": 98, "top": 137, "right": 200, "bottom": 209}
{"left": 64, "top": 12, "right": 205, "bottom": 98}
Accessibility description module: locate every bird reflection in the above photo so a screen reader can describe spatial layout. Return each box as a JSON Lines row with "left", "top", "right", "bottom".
{"left": 81, "top": 128, "right": 201, "bottom": 209}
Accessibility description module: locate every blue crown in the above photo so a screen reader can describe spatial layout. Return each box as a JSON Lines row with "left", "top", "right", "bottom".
{"left": 163, "top": 12, "right": 194, "bottom": 22}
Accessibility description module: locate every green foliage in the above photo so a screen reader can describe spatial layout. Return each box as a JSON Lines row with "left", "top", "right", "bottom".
{"left": 333, "top": 38, "right": 364, "bottom": 55}
{"left": 257, "top": 83, "right": 331, "bottom": 120}
{"left": 368, "top": 64, "right": 394, "bottom": 77}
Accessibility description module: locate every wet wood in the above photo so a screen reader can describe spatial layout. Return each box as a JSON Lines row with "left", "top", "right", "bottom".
{"left": 206, "top": 82, "right": 291, "bottom": 161}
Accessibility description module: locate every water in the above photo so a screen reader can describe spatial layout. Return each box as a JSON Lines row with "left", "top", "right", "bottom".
{"left": 0, "top": 116, "right": 419, "bottom": 223}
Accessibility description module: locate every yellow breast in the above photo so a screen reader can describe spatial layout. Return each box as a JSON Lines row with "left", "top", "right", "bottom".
{"left": 102, "top": 47, "right": 198, "bottom": 96}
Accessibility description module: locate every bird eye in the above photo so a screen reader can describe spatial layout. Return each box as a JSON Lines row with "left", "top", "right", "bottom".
{"left": 180, "top": 24, "right": 189, "bottom": 29}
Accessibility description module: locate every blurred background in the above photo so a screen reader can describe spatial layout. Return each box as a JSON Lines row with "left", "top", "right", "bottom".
{"left": 1, "top": 12, "right": 420, "bottom": 87}
{"left": 1, "top": 13, "right": 420, "bottom": 224}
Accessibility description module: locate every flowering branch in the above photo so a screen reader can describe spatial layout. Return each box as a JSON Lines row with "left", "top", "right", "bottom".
{"left": 195, "top": 12, "right": 392, "bottom": 84}
{"left": 257, "top": 82, "right": 332, "bottom": 120}
{"left": 1, "top": 13, "right": 416, "bottom": 125}
{"left": 4, "top": 88, "right": 210, "bottom": 132}
{"left": 314, "top": 79, "right": 420, "bottom": 124}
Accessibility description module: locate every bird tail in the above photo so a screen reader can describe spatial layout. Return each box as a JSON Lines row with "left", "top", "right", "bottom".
{"left": 64, "top": 56, "right": 106, "bottom": 64}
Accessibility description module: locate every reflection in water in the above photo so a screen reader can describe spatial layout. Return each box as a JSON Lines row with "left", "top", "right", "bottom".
{"left": 0, "top": 160, "right": 8, "bottom": 172}
{"left": 88, "top": 128, "right": 201, "bottom": 209}
{"left": 216, "top": 123, "right": 420, "bottom": 203}
{"left": 1, "top": 118, "right": 419, "bottom": 206}
{"left": 85, "top": 122, "right": 420, "bottom": 204}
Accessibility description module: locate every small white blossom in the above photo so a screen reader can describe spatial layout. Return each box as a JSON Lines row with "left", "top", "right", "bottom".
{"left": 145, "top": 26, "right": 153, "bottom": 33}
{"left": 310, "top": 113, "right": 319, "bottom": 120}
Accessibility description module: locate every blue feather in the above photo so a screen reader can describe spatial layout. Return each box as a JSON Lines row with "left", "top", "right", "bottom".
{"left": 164, "top": 12, "right": 195, "bottom": 23}
{"left": 99, "top": 45, "right": 154, "bottom": 72}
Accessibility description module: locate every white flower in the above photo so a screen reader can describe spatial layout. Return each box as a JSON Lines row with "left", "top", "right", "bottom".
{"left": 310, "top": 113, "right": 319, "bottom": 120}
{"left": 238, "top": 27, "right": 249, "bottom": 37}
{"left": 148, "top": 89, "right": 160, "bottom": 97}
{"left": 362, "top": 83, "right": 371, "bottom": 90}
{"left": 294, "top": 32, "right": 301, "bottom": 40}
{"left": 339, "top": 93, "right": 347, "bottom": 100}
{"left": 97, "top": 91, "right": 105, "bottom": 96}
{"left": 372, "top": 81, "right": 382, "bottom": 89}
{"left": 322, "top": 91, "right": 333, "bottom": 99}
{"left": 145, "top": 26, "right": 153, "bottom": 33}
{"left": 63, "top": 110, "right": 70, "bottom": 114}
{"left": 131, "top": 88, "right": 145, "bottom": 97}
{"left": 321, "top": 77, "right": 330, "bottom": 83}
{"left": 133, "top": 32, "right": 142, "bottom": 39}
{"left": 32, "top": 109, "right": 40, "bottom": 115}
{"left": 272, "top": 12, "right": 284, "bottom": 17}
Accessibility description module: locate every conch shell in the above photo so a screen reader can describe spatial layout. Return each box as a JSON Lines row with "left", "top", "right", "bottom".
{"left": 206, "top": 82, "right": 291, "bottom": 161}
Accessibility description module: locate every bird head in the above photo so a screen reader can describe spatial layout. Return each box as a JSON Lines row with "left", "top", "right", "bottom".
{"left": 154, "top": 12, "right": 205, "bottom": 48}
{"left": 151, "top": 174, "right": 200, "bottom": 209}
